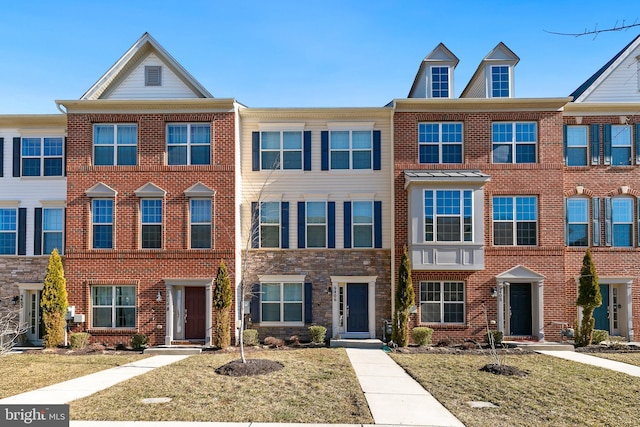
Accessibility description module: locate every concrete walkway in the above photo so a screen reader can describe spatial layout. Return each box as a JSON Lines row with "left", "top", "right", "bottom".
{"left": 346, "top": 348, "right": 464, "bottom": 427}
{"left": 0, "top": 355, "right": 190, "bottom": 405}
{"left": 538, "top": 350, "right": 640, "bottom": 377}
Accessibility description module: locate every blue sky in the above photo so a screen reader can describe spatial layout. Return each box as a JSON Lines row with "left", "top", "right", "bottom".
{"left": 0, "top": 1, "right": 638, "bottom": 113}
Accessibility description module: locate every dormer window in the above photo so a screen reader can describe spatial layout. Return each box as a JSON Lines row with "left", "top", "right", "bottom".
{"left": 430, "top": 66, "right": 450, "bottom": 98}
{"left": 491, "top": 65, "right": 510, "bottom": 97}
{"left": 145, "top": 66, "right": 162, "bottom": 86}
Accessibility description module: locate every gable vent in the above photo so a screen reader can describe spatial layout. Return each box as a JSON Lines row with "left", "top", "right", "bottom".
{"left": 145, "top": 65, "right": 162, "bottom": 86}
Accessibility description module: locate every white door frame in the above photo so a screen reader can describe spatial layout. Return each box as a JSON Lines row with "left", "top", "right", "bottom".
{"left": 17, "top": 283, "right": 44, "bottom": 345}
{"left": 330, "top": 276, "right": 377, "bottom": 339}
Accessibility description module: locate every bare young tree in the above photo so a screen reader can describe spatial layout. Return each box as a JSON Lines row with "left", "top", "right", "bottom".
{"left": 545, "top": 19, "right": 640, "bottom": 38}
{"left": 0, "top": 299, "right": 27, "bottom": 356}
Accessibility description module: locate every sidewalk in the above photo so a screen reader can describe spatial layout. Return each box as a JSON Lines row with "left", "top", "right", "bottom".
{"left": 537, "top": 350, "right": 640, "bottom": 377}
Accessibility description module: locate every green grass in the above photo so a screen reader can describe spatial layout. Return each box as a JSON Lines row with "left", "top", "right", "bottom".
{"left": 391, "top": 353, "right": 640, "bottom": 427}
{"left": 70, "top": 348, "right": 373, "bottom": 423}
{"left": 0, "top": 353, "right": 148, "bottom": 398}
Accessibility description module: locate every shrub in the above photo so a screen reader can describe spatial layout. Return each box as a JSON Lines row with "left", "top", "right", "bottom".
{"left": 70, "top": 332, "right": 90, "bottom": 349}
{"left": 411, "top": 327, "right": 433, "bottom": 346}
{"left": 485, "top": 330, "right": 504, "bottom": 346}
{"left": 243, "top": 329, "right": 259, "bottom": 346}
{"left": 308, "top": 325, "right": 327, "bottom": 344}
{"left": 130, "top": 333, "right": 149, "bottom": 350}
{"left": 592, "top": 329, "right": 609, "bottom": 345}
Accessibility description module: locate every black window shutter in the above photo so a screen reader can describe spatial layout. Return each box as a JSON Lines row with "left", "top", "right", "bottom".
{"left": 603, "top": 124, "right": 612, "bottom": 165}
{"left": 0, "top": 137, "right": 4, "bottom": 177}
{"left": 252, "top": 132, "right": 260, "bottom": 171}
{"left": 250, "top": 283, "right": 261, "bottom": 324}
{"left": 18, "top": 208, "right": 26, "bottom": 255}
{"left": 344, "top": 201, "right": 352, "bottom": 248}
{"left": 562, "top": 125, "right": 568, "bottom": 165}
{"left": 590, "top": 124, "right": 600, "bottom": 165}
{"left": 373, "top": 130, "right": 381, "bottom": 170}
{"left": 304, "top": 282, "right": 312, "bottom": 324}
{"left": 251, "top": 202, "right": 259, "bottom": 248}
{"left": 592, "top": 197, "right": 601, "bottom": 247}
{"left": 281, "top": 202, "right": 289, "bottom": 249}
{"left": 298, "top": 202, "right": 306, "bottom": 248}
{"left": 13, "top": 137, "right": 20, "bottom": 177}
{"left": 374, "top": 201, "right": 382, "bottom": 248}
{"left": 321, "top": 131, "right": 329, "bottom": 170}
{"left": 303, "top": 131, "right": 312, "bottom": 171}
{"left": 34, "top": 208, "right": 43, "bottom": 255}
{"left": 328, "top": 202, "right": 335, "bottom": 249}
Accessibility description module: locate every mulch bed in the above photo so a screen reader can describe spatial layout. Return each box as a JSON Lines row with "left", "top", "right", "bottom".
{"left": 215, "top": 358, "right": 284, "bottom": 376}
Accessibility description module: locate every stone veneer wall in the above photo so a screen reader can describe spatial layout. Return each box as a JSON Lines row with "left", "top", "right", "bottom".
{"left": 244, "top": 249, "right": 391, "bottom": 342}
{"left": 0, "top": 257, "right": 50, "bottom": 307}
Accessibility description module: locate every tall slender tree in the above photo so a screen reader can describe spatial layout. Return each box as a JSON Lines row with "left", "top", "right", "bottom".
{"left": 575, "top": 249, "right": 601, "bottom": 347}
{"left": 392, "top": 246, "right": 414, "bottom": 347}
{"left": 213, "top": 260, "right": 232, "bottom": 348}
{"left": 40, "top": 249, "right": 68, "bottom": 348}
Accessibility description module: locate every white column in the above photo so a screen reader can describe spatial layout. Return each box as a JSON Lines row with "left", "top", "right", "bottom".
{"left": 626, "top": 281, "right": 634, "bottom": 341}
{"left": 537, "top": 280, "right": 545, "bottom": 341}
{"left": 205, "top": 284, "right": 212, "bottom": 346}
{"left": 164, "top": 285, "right": 173, "bottom": 346}
{"left": 496, "top": 281, "right": 505, "bottom": 335}
{"left": 368, "top": 280, "right": 376, "bottom": 339}
{"left": 331, "top": 278, "right": 339, "bottom": 339}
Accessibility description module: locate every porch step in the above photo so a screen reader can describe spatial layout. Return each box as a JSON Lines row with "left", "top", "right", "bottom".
{"left": 505, "top": 341, "right": 575, "bottom": 352}
{"left": 330, "top": 339, "right": 385, "bottom": 349}
{"left": 143, "top": 346, "right": 203, "bottom": 355}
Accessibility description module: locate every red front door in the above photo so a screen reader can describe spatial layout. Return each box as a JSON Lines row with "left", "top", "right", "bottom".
{"left": 185, "top": 287, "right": 206, "bottom": 340}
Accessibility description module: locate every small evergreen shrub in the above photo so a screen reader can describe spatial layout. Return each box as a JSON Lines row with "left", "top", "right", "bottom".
{"left": 308, "top": 325, "right": 327, "bottom": 343}
{"left": 592, "top": 329, "right": 609, "bottom": 345}
{"left": 243, "top": 329, "right": 259, "bottom": 346}
{"left": 411, "top": 327, "right": 433, "bottom": 346}
{"left": 485, "top": 330, "right": 504, "bottom": 346}
{"left": 130, "top": 333, "right": 148, "bottom": 350}
{"left": 70, "top": 332, "right": 90, "bottom": 349}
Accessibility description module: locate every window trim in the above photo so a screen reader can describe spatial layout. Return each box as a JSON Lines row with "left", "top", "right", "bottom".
{"left": 259, "top": 201, "right": 281, "bottom": 249}
{"left": 91, "top": 199, "right": 114, "bottom": 250}
{"left": 305, "top": 201, "right": 327, "bottom": 248}
{"left": 611, "top": 124, "right": 632, "bottom": 166}
{"left": 429, "top": 66, "right": 450, "bottom": 98}
{"left": 611, "top": 196, "right": 634, "bottom": 247}
{"left": 189, "top": 198, "right": 212, "bottom": 249}
{"left": 492, "top": 195, "right": 538, "bottom": 246}
{"left": 140, "top": 199, "right": 163, "bottom": 250}
{"left": 419, "top": 281, "right": 465, "bottom": 324}
{"left": 42, "top": 207, "right": 64, "bottom": 254}
{"left": 566, "top": 125, "right": 588, "bottom": 167}
{"left": 90, "top": 285, "right": 136, "bottom": 329}
{"left": 490, "top": 65, "right": 510, "bottom": 98}
{"left": 166, "top": 123, "right": 211, "bottom": 166}
{"left": 492, "top": 122, "right": 537, "bottom": 164}
{"left": 418, "top": 122, "right": 463, "bottom": 164}
{"left": 329, "top": 130, "right": 373, "bottom": 170}
{"left": 259, "top": 130, "right": 303, "bottom": 170}
{"left": 21, "top": 137, "right": 64, "bottom": 177}
{"left": 93, "top": 124, "right": 138, "bottom": 166}
{"left": 352, "top": 200, "right": 374, "bottom": 248}
{"left": 0, "top": 207, "right": 17, "bottom": 255}
{"left": 259, "top": 281, "right": 304, "bottom": 326}
{"left": 424, "top": 189, "right": 473, "bottom": 243}
{"left": 565, "top": 197, "right": 589, "bottom": 247}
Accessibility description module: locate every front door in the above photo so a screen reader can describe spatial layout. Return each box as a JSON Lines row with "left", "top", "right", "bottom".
{"left": 594, "top": 284, "right": 610, "bottom": 332}
{"left": 509, "top": 284, "right": 532, "bottom": 335}
{"left": 184, "top": 287, "right": 206, "bottom": 340}
{"left": 346, "top": 283, "right": 368, "bottom": 333}
{"left": 26, "top": 291, "right": 44, "bottom": 344}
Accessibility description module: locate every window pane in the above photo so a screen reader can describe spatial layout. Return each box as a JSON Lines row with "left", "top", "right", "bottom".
{"left": 260, "top": 225, "right": 279, "bottom": 248}
{"left": 421, "top": 303, "right": 440, "bottom": 323}
{"left": 419, "top": 145, "right": 439, "bottom": 163}
{"left": 116, "top": 286, "right": 136, "bottom": 306}
{"left": 283, "top": 132, "right": 302, "bottom": 149}
{"left": 44, "top": 233, "right": 63, "bottom": 254}
{"left": 92, "top": 287, "right": 112, "bottom": 305}
{"left": 353, "top": 225, "right": 373, "bottom": 247}
{"left": 0, "top": 234, "right": 16, "bottom": 255}
{"left": 419, "top": 124, "right": 439, "bottom": 143}
{"left": 282, "top": 151, "right": 302, "bottom": 169}
{"left": 191, "top": 124, "right": 210, "bottom": 144}
{"left": 167, "top": 125, "right": 187, "bottom": 144}
{"left": 567, "top": 199, "right": 588, "bottom": 223}
{"left": 191, "top": 145, "right": 210, "bottom": 165}
{"left": 262, "top": 151, "right": 280, "bottom": 169}
{"left": 44, "top": 137, "right": 63, "bottom": 156}
{"left": 516, "top": 197, "right": 537, "bottom": 221}
{"left": 116, "top": 307, "right": 136, "bottom": 327}
{"left": 284, "top": 303, "right": 302, "bottom": 322}
{"left": 612, "top": 147, "right": 631, "bottom": 165}
{"left": 516, "top": 222, "right": 537, "bottom": 245}
{"left": 262, "top": 303, "right": 280, "bottom": 322}
{"left": 330, "top": 131, "right": 349, "bottom": 149}
{"left": 283, "top": 283, "right": 302, "bottom": 301}
{"left": 437, "top": 190, "right": 460, "bottom": 215}
{"left": 437, "top": 217, "right": 460, "bottom": 241}
{"left": 492, "top": 123, "right": 512, "bottom": 143}
{"left": 92, "top": 307, "right": 112, "bottom": 327}
{"left": 613, "top": 224, "right": 633, "bottom": 247}
{"left": 117, "top": 125, "right": 137, "bottom": 145}
{"left": 515, "top": 144, "right": 535, "bottom": 163}
{"left": 441, "top": 145, "right": 462, "bottom": 163}
{"left": 493, "top": 197, "right": 513, "bottom": 220}
{"left": 494, "top": 223, "right": 513, "bottom": 245}
{"left": 142, "top": 225, "right": 162, "bottom": 249}
{"left": 0, "top": 209, "right": 16, "bottom": 231}
{"left": 306, "top": 202, "right": 326, "bottom": 224}
{"left": 331, "top": 151, "right": 349, "bottom": 169}
{"left": 352, "top": 131, "right": 371, "bottom": 149}
{"left": 44, "top": 158, "right": 63, "bottom": 176}
{"left": 307, "top": 226, "right": 326, "bottom": 248}
{"left": 94, "top": 125, "right": 114, "bottom": 145}
{"left": 261, "top": 202, "right": 280, "bottom": 224}
{"left": 191, "top": 200, "right": 211, "bottom": 222}
{"left": 117, "top": 146, "right": 136, "bottom": 165}
{"left": 568, "top": 224, "right": 588, "bottom": 247}
{"left": 95, "top": 146, "right": 114, "bottom": 166}
{"left": 261, "top": 132, "right": 280, "bottom": 150}
{"left": 93, "top": 225, "right": 113, "bottom": 249}
{"left": 22, "top": 158, "right": 40, "bottom": 176}
{"left": 191, "top": 224, "right": 211, "bottom": 248}
{"left": 168, "top": 146, "right": 187, "bottom": 165}
{"left": 22, "top": 138, "right": 41, "bottom": 156}
{"left": 493, "top": 144, "right": 512, "bottom": 163}
{"left": 352, "top": 151, "right": 371, "bottom": 169}
{"left": 141, "top": 200, "right": 162, "bottom": 223}
{"left": 567, "top": 147, "right": 587, "bottom": 166}
{"left": 444, "top": 303, "right": 464, "bottom": 323}
{"left": 262, "top": 284, "right": 280, "bottom": 302}
{"left": 92, "top": 200, "right": 113, "bottom": 224}
{"left": 353, "top": 201, "right": 372, "bottom": 223}
{"left": 612, "top": 198, "right": 633, "bottom": 222}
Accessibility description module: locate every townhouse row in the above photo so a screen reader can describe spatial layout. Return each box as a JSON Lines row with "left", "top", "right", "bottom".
{"left": 2, "top": 33, "right": 640, "bottom": 346}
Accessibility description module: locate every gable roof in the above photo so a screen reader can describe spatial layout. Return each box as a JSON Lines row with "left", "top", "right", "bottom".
{"left": 81, "top": 32, "right": 213, "bottom": 100}
{"left": 460, "top": 42, "right": 519, "bottom": 98}
{"left": 570, "top": 34, "right": 640, "bottom": 102}
{"left": 408, "top": 43, "right": 459, "bottom": 98}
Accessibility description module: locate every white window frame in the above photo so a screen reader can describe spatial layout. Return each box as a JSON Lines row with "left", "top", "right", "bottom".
{"left": 420, "top": 281, "right": 465, "bottom": 324}
{"left": 43, "top": 207, "right": 64, "bottom": 254}
{"left": 91, "top": 285, "right": 136, "bottom": 329}
{"left": 352, "top": 200, "right": 374, "bottom": 248}
{"left": 0, "top": 207, "right": 17, "bottom": 255}
{"left": 612, "top": 197, "right": 634, "bottom": 247}
{"left": 189, "top": 199, "right": 212, "bottom": 249}
{"left": 566, "top": 198, "right": 588, "bottom": 247}
{"left": 93, "top": 124, "right": 137, "bottom": 166}
{"left": 424, "top": 189, "right": 473, "bottom": 243}
{"left": 492, "top": 196, "right": 538, "bottom": 246}
{"left": 260, "top": 130, "right": 303, "bottom": 170}
{"left": 259, "top": 201, "right": 281, "bottom": 248}
{"left": 329, "top": 130, "right": 373, "bottom": 170}
{"left": 492, "top": 122, "right": 537, "bottom": 164}
{"left": 566, "top": 126, "right": 588, "bottom": 166}
{"left": 306, "top": 201, "right": 327, "bottom": 248}
{"left": 490, "top": 65, "right": 510, "bottom": 98}
{"left": 611, "top": 125, "right": 632, "bottom": 166}
{"left": 21, "top": 137, "right": 64, "bottom": 177}
{"left": 418, "top": 122, "right": 463, "bottom": 164}
{"left": 430, "top": 66, "right": 450, "bottom": 98}
{"left": 141, "top": 199, "right": 163, "bottom": 250}
{"left": 260, "top": 281, "right": 304, "bottom": 326}
{"left": 166, "top": 123, "right": 211, "bottom": 166}
{"left": 92, "top": 199, "right": 114, "bottom": 249}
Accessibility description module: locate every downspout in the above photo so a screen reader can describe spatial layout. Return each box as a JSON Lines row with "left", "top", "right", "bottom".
{"left": 389, "top": 102, "right": 396, "bottom": 323}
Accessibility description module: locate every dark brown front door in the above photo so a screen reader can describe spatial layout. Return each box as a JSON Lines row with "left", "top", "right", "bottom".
{"left": 185, "top": 287, "right": 206, "bottom": 339}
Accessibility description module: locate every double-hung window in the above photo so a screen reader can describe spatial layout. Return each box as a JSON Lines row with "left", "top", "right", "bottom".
{"left": 141, "top": 199, "right": 162, "bottom": 249}
{"left": 330, "top": 130, "right": 372, "bottom": 169}
{"left": 43, "top": 208, "right": 64, "bottom": 254}
{"left": 611, "top": 197, "right": 633, "bottom": 247}
{"left": 420, "top": 281, "right": 465, "bottom": 323}
{"left": 306, "top": 201, "right": 327, "bottom": 248}
{"left": 260, "top": 201, "right": 280, "bottom": 248}
{"left": 418, "top": 123, "right": 463, "bottom": 164}
{"left": 0, "top": 208, "right": 17, "bottom": 255}
{"left": 566, "top": 126, "right": 588, "bottom": 166}
{"left": 93, "top": 124, "right": 137, "bottom": 166}
{"left": 190, "top": 199, "right": 211, "bottom": 249}
{"left": 611, "top": 125, "right": 632, "bottom": 166}
{"left": 565, "top": 198, "right": 588, "bottom": 247}
{"left": 22, "top": 137, "right": 63, "bottom": 176}
{"left": 492, "top": 122, "right": 536, "bottom": 163}
{"left": 261, "top": 282, "right": 303, "bottom": 323}
{"left": 167, "top": 123, "right": 211, "bottom": 165}
{"left": 92, "top": 199, "right": 113, "bottom": 249}
{"left": 493, "top": 196, "right": 538, "bottom": 246}
{"left": 91, "top": 285, "right": 136, "bottom": 328}
{"left": 260, "top": 131, "right": 302, "bottom": 170}
{"left": 424, "top": 190, "right": 472, "bottom": 242}
{"left": 491, "top": 65, "right": 510, "bottom": 98}
{"left": 431, "top": 66, "right": 449, "bottom": 98}
{"left": 352, "top": 201, "right": 373, "bottom": 248}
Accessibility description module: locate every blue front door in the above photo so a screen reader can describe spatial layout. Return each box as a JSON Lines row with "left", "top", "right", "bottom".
{"left": 347, "top": 283, "right": 368, "bottom": 333}
{"left": 594, "top": 284, "right": 610, "bottom": 332}
{"left": 510, "top": 284, "right": 532, "bottom": 335}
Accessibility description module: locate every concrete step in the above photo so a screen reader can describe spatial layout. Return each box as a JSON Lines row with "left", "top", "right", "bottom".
{"left": 330, "top": 338, "right": 385, "bottom": 349}
{"left": 143, "top": 346, "right": 203, "bottom": 355}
